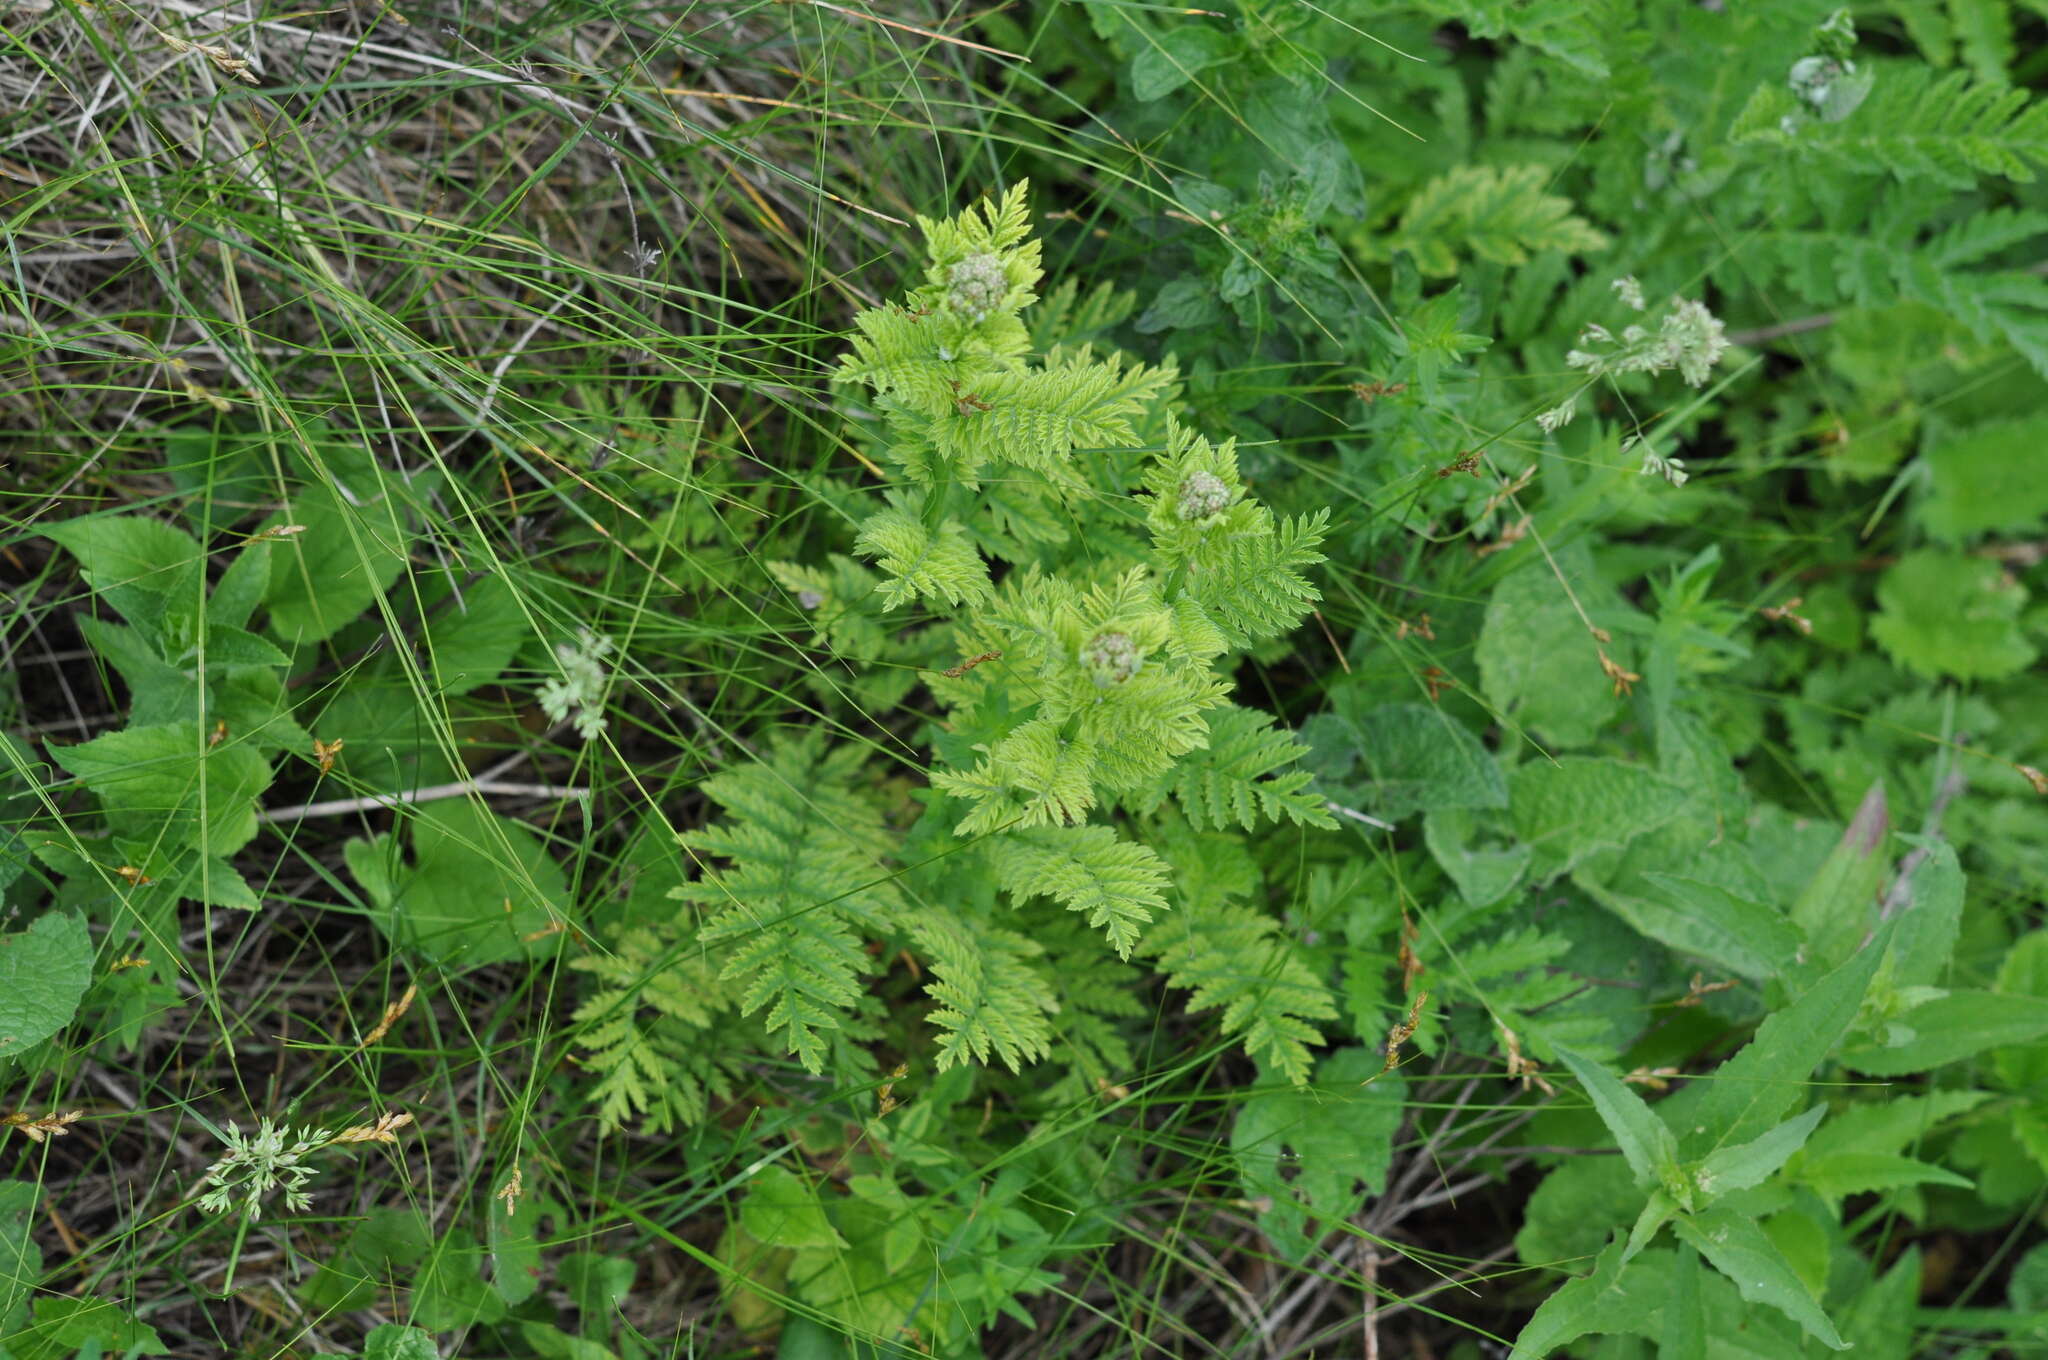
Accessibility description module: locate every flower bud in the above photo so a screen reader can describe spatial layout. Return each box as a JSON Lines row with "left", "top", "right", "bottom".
{"left": 1176, "top": 470, "right": 1231, "bottom": 523}
{"left": 1080, "top": 630, "right": 1141, "bottom": 686}
{"left": 946, "top": 253, "right": 1008, "bottom": 321}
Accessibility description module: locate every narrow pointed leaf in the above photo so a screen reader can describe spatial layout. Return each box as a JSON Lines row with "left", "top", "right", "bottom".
{"left": 1555, "top": 1046, "right": 1679, "bottom": 1190}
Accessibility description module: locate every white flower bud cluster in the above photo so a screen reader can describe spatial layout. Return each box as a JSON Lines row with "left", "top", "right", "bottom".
{"left": 946, "top": 253, "right": 1008, "bottom": 322}
{"left": 1176, "top": 470, "right": 1231, "bottom": 523}
{"left": 1080, "top": 630, "right": 1141, "bottom": 686}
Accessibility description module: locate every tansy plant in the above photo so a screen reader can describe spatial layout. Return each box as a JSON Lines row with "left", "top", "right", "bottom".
{"left": 575, "top": 184, "right": 1338, "bottom": 1130}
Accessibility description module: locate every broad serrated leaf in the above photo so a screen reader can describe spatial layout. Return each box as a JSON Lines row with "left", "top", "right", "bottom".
{"left": 1789, "top": 783, "right": 1889, "bottom": 975}
{"left": 54, "top": 720, "right": 276, "bottom": 860}
{"left": 1796, "top": 1151, "right": 1974, "bottom": 1204}
{"left": 364, "top": 1325, "right": 441, "bottom": 1360}
{"left": 1921, "top": 414, "right": 2048, "bottom": 540}
{"left": 1477, "top": 548, "right": 1632, "bottom": 748}
{"left": 1423, "top": 807, "right": 1531, "bottom": 908}
{"left": 42, "top": 515, "right": 204, "bottom": 624}
{"left": 1995, "top": 930, "right": 2048, "bottom": 1092}
{"left": 1129, "top": 24, "right": 1231, "bottom": 101}
{"left": 1231, "top": 1048, "right": 1403, "bottom": 1265}
{"left": 3, "top": 912, "right": 111, "bottom": 1058}
{"left": 0, "top": 1180, "right": 39, "bottom": 1333}
{"left": 264, "top": 481, "right": 410, "bottom": 645}
{"left": 1511, "top": 758, "right": 1685, "bottom": 881}
{"left": 1871, "top": 549, "right": 2036, "bottom": 680}
{"left": 1839, "top": 1247, "right": 1924, "bottom": 1359}
{"left": 427, "top": 575, "right": 529, "bottom": 697}
{"left": 1515, "top": 1154, "right": 1643, "bottom": 1267}
{"left": 1508, "top": 1237, "right": 1646, "bottom": 1360}
{"left": 16, "top": 1295, "right": 169, "bottom": 1356}
{"left": 1341, "top": 703, "right": 1507, "bottom": 821}
{"left": 741, "top": 1166, "right": 848, "bottom": 1251}
{"left": 1624, "top": 874, "right": 1804, "bottom": 981}
{"left": 347, "top": 800, "right": 567, "bottom": 967}
{"left": 186, "top": 624, "right": 292, "bottom": 670}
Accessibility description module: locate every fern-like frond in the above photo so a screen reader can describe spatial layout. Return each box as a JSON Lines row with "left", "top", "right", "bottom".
{"left": 676, "top": 738, "right": 906, "bottom": 1073}
{"left": 1028, "top": 278, "right": 1140, "bottom": 351}
{"left": 991, "top": 824, "right": 1170, "bottom": 958}
{"left": 1137, "top": 704, "right": 1334, "bottom": 831}
{"left": 854, "top": 508, "right": 994, "bottom": 611}
{"left": 838, "top": 306, "right": 961, "bottom": 418}
{"left": 1143, "top": 831, "right": 1335, "bottom": 1084}
{"left": 932, "top": 718, "right": 1099, "bottom": 835}
{"left": 1179, "top": 510, "right": 1330, "bottom": 647}
{"left": 698, "top": 906, "right": 870, "bottom": 1073}
{"left": 1739, "top": 64, "right": 2048, "bottom": 186}
{"left": 928, "top": 350, "right": 1177, "bottom": 476}
{"left": 919, "top": 179, "right": 1037, "bottom": 260}
{"left": 1070, "top": 667, "right": 1232, "bottom": 794}
{"left": 1754, "top": 221, "right": 2048, "bottom": 374}
{"left": 1384, "top": 164, "right": 1610, "bottom": 276}
{"left": 915, "top": 914, "right": 1059, "bottom": 1071}
{"left": 1024, "top": 906, "right": 1147, "bottom": 1097}
{"left": 571, "top": 925, "right": 742, "bottom": 1131}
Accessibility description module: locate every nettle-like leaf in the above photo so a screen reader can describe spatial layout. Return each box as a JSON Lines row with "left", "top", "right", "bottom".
{"left": 1554, "top": 1046, "right": 1680, "bottom": 1193}
{"left": 1919, "top": 413, "right": 2048, "bottom": 541}
{"left": 345, "top": 800, "right": 568, "bottom": 967}
{"left": 1671, "top": 1208, "right": 1846, "bottom": 1350}
{"left": 0, "top": 912, "right": 93, "bottom": 1063}
{"left": 1320, "top": 702, "right": 1509, "bottom": 822}
{"left": 1679, "top": 938, "right": 1885, "bottom": 1160}
{"left": 1477, "top": 548, "right": 1635, "bottom": 748}
{"left": 1752, "top": 217, "right": 2048, "bottom": 376}
{"left": 1231, "top": 1048, "right": 1403, "bottom": 1264}
{"left": 1510, "top": 757, "right": 1686, "bottom": 881}
{"left": 1870, "top": 549, "right": 2036, "bottom": 680}
{"left": 1790, "top": 1090, "right": 1989, "bottom": 1210}
{"left": 52, "top": 723, "right": 273, "bottom": 862}
{"left": 1629, "top": 874, "right": 1803, "bottom": 982}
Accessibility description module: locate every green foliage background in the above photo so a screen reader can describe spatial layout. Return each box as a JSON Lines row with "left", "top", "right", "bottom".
{"left": 4, "top": 0, "right": 2048, "bottom": 1357}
